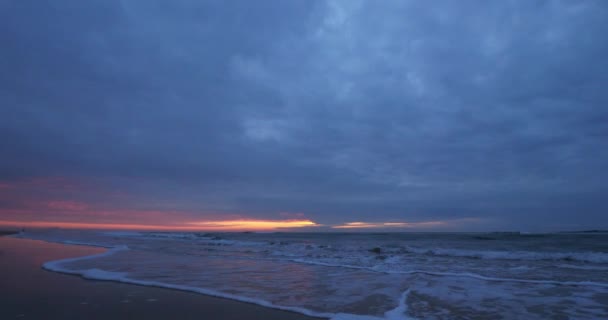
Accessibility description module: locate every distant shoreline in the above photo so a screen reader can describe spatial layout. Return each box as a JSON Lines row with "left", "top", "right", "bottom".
{"left": 0, "top": 230, "right": 17, "bottom": 237}
{"left": 2, "top": 226, "right": 608, "bottom": 234}
{"left": 559, "top": 230, "right": 608, "bottom": 234}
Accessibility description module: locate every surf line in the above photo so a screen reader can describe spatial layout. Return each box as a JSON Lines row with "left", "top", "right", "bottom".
{"left": 288, "top": 258, "right": 608, "bottom": 288}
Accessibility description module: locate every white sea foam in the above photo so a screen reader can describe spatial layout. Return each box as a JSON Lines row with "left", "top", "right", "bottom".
{"left": 383, "top": 290, "right": 413, "bottom": 320}
{"left": 19, "top": 230, "right": 608, "bottom": 319}
{"left": 289, "top": 257, "right": 608, "bottom": 288}
{"left": 43, "top": 245, "right": 129, "bottom": 273}
{"left": 41, "top": 244, "right": 414, "bottom": 320}
{"left": 99, "top": 231, "right": 608, "bottom": 263}
{"left": 556, "top": 264, "right": 608, "bottom": 271}
{"left": 400, "top": 270, "right": 608, "bottom": 288}
{"left": 61, "top": 240, "right": 116, "bottom": 248}
{"left": 402, "top": 246, "right": 608, "bottom": 263}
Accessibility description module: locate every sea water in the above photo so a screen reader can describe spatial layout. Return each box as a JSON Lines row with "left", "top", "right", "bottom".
{"left": 16, "top": 230, "right": 608, "bottom": 319}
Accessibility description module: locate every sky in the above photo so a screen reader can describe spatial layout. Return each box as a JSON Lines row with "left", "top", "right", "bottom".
{"left": 1, "top": 0, "right": 608, "bottom": 232}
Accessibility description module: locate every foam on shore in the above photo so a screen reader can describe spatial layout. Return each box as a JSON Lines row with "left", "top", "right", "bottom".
{"left": 17, "top": 230, "right": 608, "bottom": 319}
{"left": 41, "top": 242, "right": 415, "bottom": 320}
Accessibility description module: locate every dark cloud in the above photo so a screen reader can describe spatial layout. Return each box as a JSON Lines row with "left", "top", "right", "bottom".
{"left": 1, "top": 1, "right": 607, "bottom": 230}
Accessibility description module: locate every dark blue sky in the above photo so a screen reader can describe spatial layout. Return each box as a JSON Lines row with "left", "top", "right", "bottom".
{"left": 1, "top": 1, "right": 607, "bottom": 231}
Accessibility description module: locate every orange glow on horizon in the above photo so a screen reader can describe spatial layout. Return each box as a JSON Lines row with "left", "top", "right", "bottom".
{"left": 0, "top": 218, "right": 320, "bottom": 231}
{"left": 332, "top": 221, "right": 446, "bottom": 229}
{"left": 187, "top": 219, "right": 320, "bottom": 230}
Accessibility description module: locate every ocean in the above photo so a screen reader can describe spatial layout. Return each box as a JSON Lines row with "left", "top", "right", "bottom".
{"left": 16, "top": 230, "right": 608, "bottom": 319}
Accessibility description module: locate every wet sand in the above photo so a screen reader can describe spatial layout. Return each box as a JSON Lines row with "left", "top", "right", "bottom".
{"left": 0, "top": 236, "right": 323, "bottom": 320}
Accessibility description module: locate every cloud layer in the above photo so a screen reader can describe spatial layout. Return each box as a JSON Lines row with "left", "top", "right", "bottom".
{"left": 1, "top": 1, "right": 608, "bottom": 231}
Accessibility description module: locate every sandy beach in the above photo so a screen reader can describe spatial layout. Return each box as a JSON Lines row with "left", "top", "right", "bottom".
{"left": 0, "top": 235, "right": 323, "bottom": 320}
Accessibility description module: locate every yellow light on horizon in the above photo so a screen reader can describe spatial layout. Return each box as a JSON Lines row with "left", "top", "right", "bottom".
{"left": 187, "top": 219, "right": 320, "bottom": 230}
{"left": 0, "top": 219, "right": 320, "bottom": 231}
{"left": 332, "top": 221, "right": 446, "bottom": 229}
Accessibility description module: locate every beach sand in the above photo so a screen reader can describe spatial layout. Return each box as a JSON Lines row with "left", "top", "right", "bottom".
{"left": 0, "top": 235, "right": 324, "bottom": 320}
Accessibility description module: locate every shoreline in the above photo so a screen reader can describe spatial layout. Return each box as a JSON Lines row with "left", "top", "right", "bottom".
{"left": 0, "top": 236, "right": 325, "bottom": 320}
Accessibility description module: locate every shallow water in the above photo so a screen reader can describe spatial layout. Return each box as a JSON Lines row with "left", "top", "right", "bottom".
{"left": 17, "top": 230, "right": 608, "bottom": 319}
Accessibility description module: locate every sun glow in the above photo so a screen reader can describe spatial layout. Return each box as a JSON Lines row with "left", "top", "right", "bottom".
{"left": 0, "top": 219, "right": 320, "bottom": 231}
{"left": 187, "top": 219, "right": 320, "bottom": 230}
{"left": 332, "top": 221, "right": 446, "bottom": 229}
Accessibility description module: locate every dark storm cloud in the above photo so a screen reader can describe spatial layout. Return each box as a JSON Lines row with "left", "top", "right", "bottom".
{"left": 1, "top": 1, "right": 607, "bottom": 230}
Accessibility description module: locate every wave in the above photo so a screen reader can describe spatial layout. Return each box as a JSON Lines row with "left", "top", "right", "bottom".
{"left": 102, "top": 231, "right": 608, "bottom": 264}
{"left": 27, "top": 232, "right": 608, "bottom": 289}
{"left": 12, "top": 233, "right": 117, "bottom": 249}
{"left": 401, "top": 270, "right": 608, "bottom": 288}
{"left": 43, "top": 245, "right": 130, "bottom": 272}
{"left": 289, "top": 258, "right": 608, "bottom": 288}
{"left": 556, "top": 264, "right": 608, "bottom": 271}
{"left": 60, "top": 240, "right": 116, "bottom": 249}
{"left": 41, "top": 244, "right": 417, "bottom": 320}
{"left": 402, "top": 247, "right": 608, "bottom": 264}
